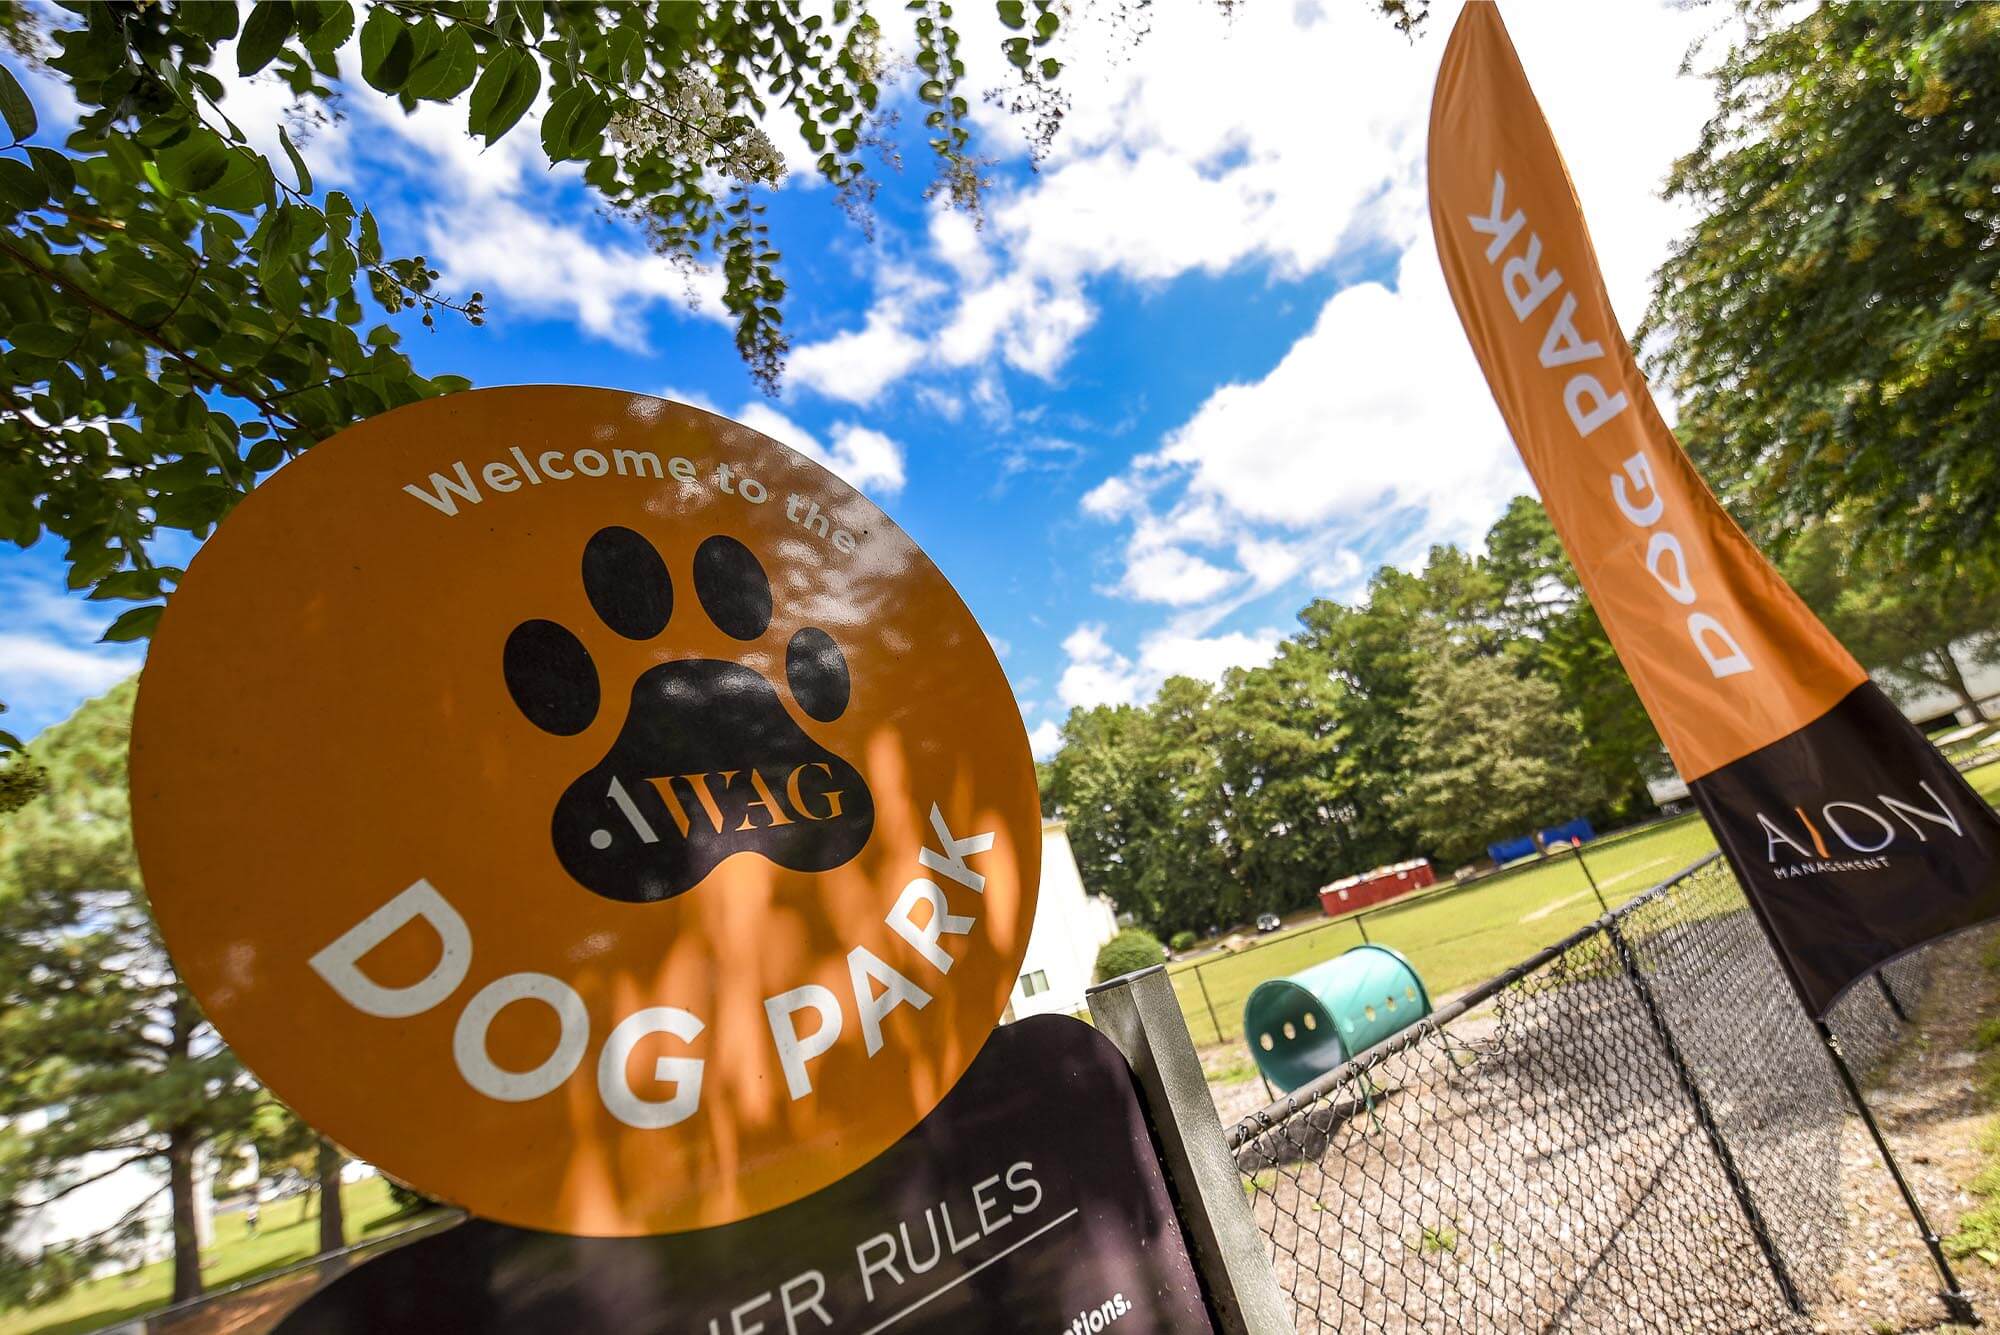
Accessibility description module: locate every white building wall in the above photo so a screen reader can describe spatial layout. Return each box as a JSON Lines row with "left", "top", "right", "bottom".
{"left": 4, "top": 1108, "right": 215, "bottom": 1271}
{"left": 1879, "top": 643, "right": 2000, "bottom": 727}
{"left": 1008, "top": 822, "right": 1120, "bottom": 1021}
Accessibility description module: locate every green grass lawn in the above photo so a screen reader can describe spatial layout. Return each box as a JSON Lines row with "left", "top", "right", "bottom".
{"left": 1966, "top": 757, "right": 2000, "bottom": 806}
{"left": 0, "top": 1175, "right": 436, "bottom": 1335}
{"left": 1181, "top": 760, "right": 2000, "bottom": 1050}
{"left": 1170, "top": 813, "right": 1722, "bottom": 1044}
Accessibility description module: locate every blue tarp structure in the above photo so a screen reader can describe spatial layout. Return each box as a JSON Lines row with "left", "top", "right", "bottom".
{"left": 1538, "top": 817, "right": 1595, "bottom": 847}
{"left": 1487, "top": 818, "right": 1595, "bottom": 866}
{"left": 1486, "top": 835, "right": 1538, "bottom": 864}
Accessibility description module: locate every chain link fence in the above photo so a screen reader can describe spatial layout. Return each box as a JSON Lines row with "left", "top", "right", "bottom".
{"left": 1168, "top": 816, "right": 1725, "bottom": 1046}
{"left": 1227, "top": 853, "right": 1938, "bottom": 1332}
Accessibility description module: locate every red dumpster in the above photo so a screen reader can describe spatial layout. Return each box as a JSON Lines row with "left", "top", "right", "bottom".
{"left": 1318, "top": 858, "right": 1436, "bottom": 916}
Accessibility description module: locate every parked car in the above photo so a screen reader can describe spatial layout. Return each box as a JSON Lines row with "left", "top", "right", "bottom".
{"left": 1256, "top": 912, "right": 1282, "bottom": 933}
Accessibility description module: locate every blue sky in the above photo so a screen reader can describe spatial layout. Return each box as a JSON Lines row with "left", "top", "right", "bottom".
{"left": 1, "top": 1, "right": 1726, "bottom": 751}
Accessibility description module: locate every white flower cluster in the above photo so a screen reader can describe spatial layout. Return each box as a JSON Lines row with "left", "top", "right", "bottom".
{"left": 608, "top": 73, "right": 785, "bottom": 187}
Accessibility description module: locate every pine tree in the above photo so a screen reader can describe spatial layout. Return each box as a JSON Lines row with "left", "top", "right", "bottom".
{"left": 0, "top": 679, "right": 254, "bottom": 1308}
{"left": 1400, "top": 642, "right": 1606, "bottom": 867}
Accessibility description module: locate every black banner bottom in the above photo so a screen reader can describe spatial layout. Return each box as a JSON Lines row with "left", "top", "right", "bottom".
{"left": 1692, "top": 682, "right": 2000, "bottom": 1015}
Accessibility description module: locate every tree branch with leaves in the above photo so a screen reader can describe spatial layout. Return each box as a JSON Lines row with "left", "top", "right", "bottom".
{"left": 0, "top": 0, "right": 1069, "bottom": 645}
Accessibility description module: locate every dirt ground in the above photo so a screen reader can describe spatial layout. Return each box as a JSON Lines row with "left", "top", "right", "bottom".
{"left": 1811, "top": 928, "right": 1998, "bottom": 1334}
{"left": 1201, "top": 928, "right": 2000, "bottom": 1333}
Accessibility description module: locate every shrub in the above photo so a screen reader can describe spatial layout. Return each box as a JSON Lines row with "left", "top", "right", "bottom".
{"left": 384, "top": 1177, "right": 438, "bottom": 1216}
{"left": 1170, "top": 930, "right": 1197, "bottom": 953}
{"left": 1095, "top": 929, "right": 1166, "bottom": 982}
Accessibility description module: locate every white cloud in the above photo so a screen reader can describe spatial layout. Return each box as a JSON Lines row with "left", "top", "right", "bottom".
{"left": 1057, "top": 624, "right": 1140, "bottom": 709}
{"left": 1028, "top": 719, "right": 1063, "bottom": 760}
{"left": 1140, "top": 628, "right": 1283, "bottom": 685}
{"left": 787, "top": 0, "right": 1722, "bottom": 417}
{"left": 732, "top": 404, "right": 907, "bottom": 497}
{"left": 1236, "top": 537, "right": 1304, "bottom": 592}
{"left": 1074, "top": 239, "right": 1531, "bottom": 633}
{"left": 1081, "top": 475, "right": 1145, "bottom": 520}
{"left": 1114, "top": 545, "right": 1237, "bottom": 607}
{"left": 0, "top": 577, "right": 144, "bottom": 740}
{"left": 260, "top": 57, "right": 730, "bottom": 350}
{"left": 429, "top": 205, "right": 723, "bottom": 350}
{"left": 1049, "top": 0, "right": 1728, "bottom": 696}
{"left": 1172, "top": 240, "right": 1526, "bottom": 536}
{"left": 0, "top": 634, "right": 139, "bottom": 699}
{"left": 912, "top": 386, "right": 964, "bottom": 422}
{"left": 788, "top": 308, "right": 929, "bottom": 406}
{"left": 1055, "top": 621, "right": 1281, "bottom": 710}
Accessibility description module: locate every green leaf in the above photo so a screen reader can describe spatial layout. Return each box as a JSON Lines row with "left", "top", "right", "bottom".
{"left": 1034, "top": 9, "right": 1059, "bottom": 41}
{"left": 1039, "top": 56, "right": 1060, "bottom": 79}
{"left": 1002, "top": 36, "right": 1030, "bottom": 69}
{"left": 11, "top": 323, "right": 73, "bottom": 357}
{"left": 88, "top": 569, "right": 177, "bottom": 601}
{"left": 258, "top": 203, "right": 298, "bottom": 284}
{"left": 156, "top": 129, "right": 233, "bottom": 194}
{"left": 405, "top": 25, "right": 478, "bottom": 101}
{"left": 0, "top": 64, "right": 33, "bottom": 143}
{"left": 182, "top": 2, "right": 241, "bottom": 43}
{"left": 996, "top": 1, "right": 1026, "bottom": 30}
{"left": 303, "top": 1, "right": 356, "bottom": 60}
{"left": 26, "top": 146, "right": 73, "bottom": 196}
{"left": 0, "top": 156, "right": 47, "bottom": 212}
{"left": 540, "top": 84, "right": 610, "bottom": 162}
{"left": 359, "top": 8, "right": 417, "bottom": 93}
{"left": 469, "top": 48, "right": 540, "bottom": 145}
{"left": 197, "top": 146, "right": 274, "bottom": 213}
{"left": 278, "top": 124, "right": 312, "bottom": 193}
{"left": 100, "top": 606, "right": 164, "bottom": 643}
{"left": 540, "top": 84, "right": 587, "bottom": 160}
{"left": 237, "top": 1, "right": 296, "bottom": 76}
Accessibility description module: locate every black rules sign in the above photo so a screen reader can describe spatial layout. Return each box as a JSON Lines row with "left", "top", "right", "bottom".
{"left": 275, "top": 1016, "right": 1216, "bottom": 1334}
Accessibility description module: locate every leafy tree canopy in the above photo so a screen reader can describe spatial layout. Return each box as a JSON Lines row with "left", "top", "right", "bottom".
{"left": 0, "top": 0, "right": 1068, "bottom": 638}
{"left": 1645, "top": 1, "right": 2000, "bottom": 570}
{"left": 1779, "top": 514, "right": 2000, "bottom": 717}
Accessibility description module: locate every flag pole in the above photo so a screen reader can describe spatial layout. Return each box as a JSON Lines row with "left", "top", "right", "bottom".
{"left": 1813, "top": 1017, "right": 1974, "bottom": 1323}
{"left": 1570, "top": 836, "right": 1607, "bottom": 913}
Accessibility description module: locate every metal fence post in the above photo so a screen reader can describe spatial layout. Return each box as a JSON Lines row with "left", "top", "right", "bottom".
{"left": 1193, "top": 963, "right": 1225, "bottom": 1044}
{"left": 1602, "top": 917, "right": 1805, "bottom": 1316}
{"left": 1874, "top": 970, "right": 1910, "bottom": 1023}
{"left": 1087, "top": 965, "right": 1292, "bottom": 1335}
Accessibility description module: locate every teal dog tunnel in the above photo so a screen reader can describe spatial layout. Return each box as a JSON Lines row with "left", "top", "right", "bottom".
{"left": 1243, "top": 945, "right": 1432, "bottom": 1094}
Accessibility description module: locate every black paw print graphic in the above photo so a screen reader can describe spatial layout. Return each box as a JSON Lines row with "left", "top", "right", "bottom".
{"left": 503, "top": 526, "right": 875, "bottom": 904}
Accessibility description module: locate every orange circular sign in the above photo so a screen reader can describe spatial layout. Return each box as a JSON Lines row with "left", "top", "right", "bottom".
{"left": 129, "top": 387, "right": 1039, "bottom": 1236}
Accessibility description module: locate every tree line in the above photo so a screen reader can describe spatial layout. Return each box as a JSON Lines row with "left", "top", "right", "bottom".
{"left": 1040, "top": 494, "right": 2000, "bottom": 940}
{"left": 1039, "top": 497, "right": 1660, "bottom": 938}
